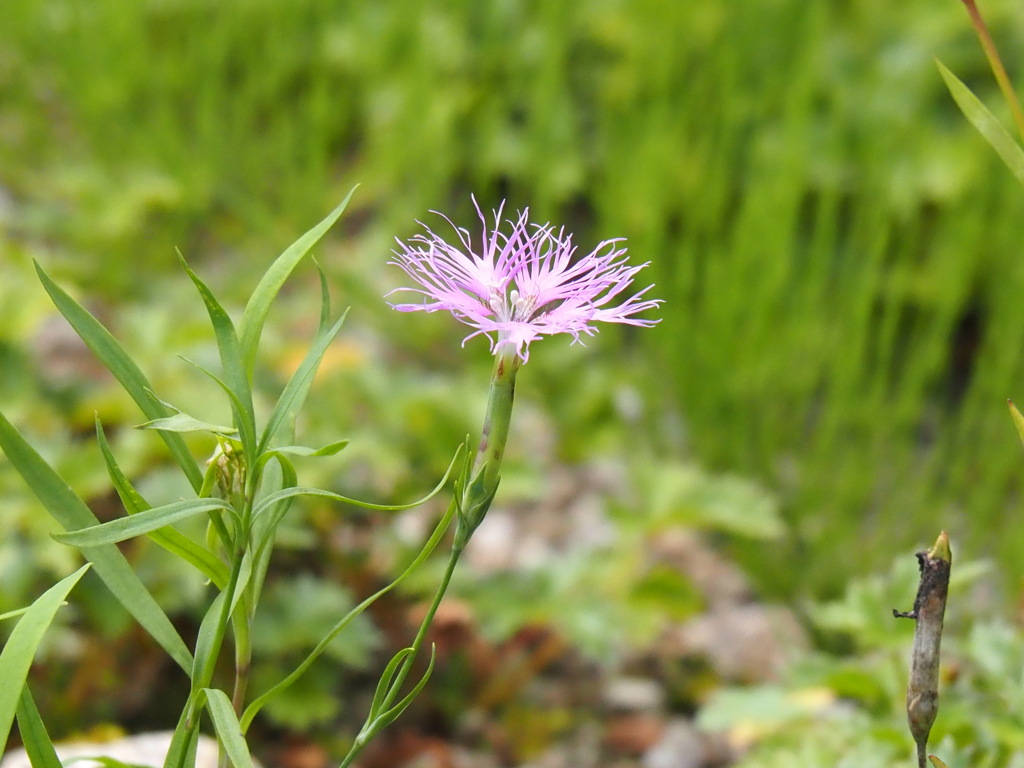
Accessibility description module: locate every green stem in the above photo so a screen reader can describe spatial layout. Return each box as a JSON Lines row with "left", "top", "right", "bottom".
{"left": 338, "top": 349, "right": 521, "bottom": 767}
{"left": 454, "top": 348, "right": 520, "bottom": 549}
{"left": 962, "top": 0, "right": 1024, "bottom": 144}
{"left": 472, "top": 348, "right": 520, "bottom": 490}
{"left": 338, "top": 543, "right": 463, "bottom": 768}
{"left": 385, "top": 543, "right": 461, "bottom": 711}
{"left": 231, "top": 605, "right": 252, "bottom": 715}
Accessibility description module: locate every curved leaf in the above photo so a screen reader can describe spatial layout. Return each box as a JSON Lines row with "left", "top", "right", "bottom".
{"left": 240, "top": 499, "right": 456, "bottom": 731}
{"left": 0, "top": 565, "right": 90, "bottom": 748}
{"left": 138, "top": 413, "right": 238, "bottom": 437}
{"left": 96, "top": 418, "right": 229, "bottom": 587}
{"left": 16, "top": 688, "right": 62, "bottom": 768}
{"left": 258, "top": 310, "right": 349, "bottom": 454}
{"left": 239, "top": 187, "right": 357, "bottom": 377}
{"left": 179, "top": 256, "right": 257, "bottom": 466}
{"left": 53, "top": 498, "right": 236, "bottom": 547}
{"left": 0, "top": 411, "right": 193, "bottom": 671}
{"left": 33, "top": 264, "right": 203, "bottom": 491}
{"left": 203, "top": 689, "right": 254, "bottom": 768}
{"left": 261, "top": 440, "right": 350, "bottom": 459}
{"left": 250, "top": 443, "right": 464, "bottom": 520}
{"left": 938, "top": 59, "right": 1024, "bottom": 186}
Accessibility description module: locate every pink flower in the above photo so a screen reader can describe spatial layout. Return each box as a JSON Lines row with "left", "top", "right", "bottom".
{"left": 387, "top": 199, "right": 661, "bottom": 361}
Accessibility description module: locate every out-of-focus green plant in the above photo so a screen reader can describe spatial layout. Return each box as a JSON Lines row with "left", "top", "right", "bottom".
{"left": 693, "top": 548, "right": 1024, "bottom": 767}
{"left": 8, "top": 0, "right": 1024, "bottom": 606}
{"left": 0, "top": 191, "right": 662, "bottom": 766}
{"left": 0, "top": 190, "right": 469, "bottom": 765}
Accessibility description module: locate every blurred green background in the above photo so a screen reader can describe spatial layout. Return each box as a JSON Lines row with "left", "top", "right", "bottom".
{"left": 4, "top": 0, "right": 1024, "bottom": 762}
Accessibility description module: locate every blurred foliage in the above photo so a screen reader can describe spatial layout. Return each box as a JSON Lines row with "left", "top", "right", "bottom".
{"left": 249, "top": 575, "right": 380, "bottom": 730}
{"left": 2, "top": 0, "right": 1024, "bottom": 601}
{"left": 5, "top": 0, "right": 1024, "bottom": 756}
{"left": 696, "top": 552, "right": 1024, "bottom": 767}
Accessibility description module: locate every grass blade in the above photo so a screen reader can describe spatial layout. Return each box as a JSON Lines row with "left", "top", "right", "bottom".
{"left": 53, "top": 498, "right": 235, "bottom": 547}
{"left": 33, "top": 263, "right": 203, "bottom": 491}
{"left": 16, "top": 688, "right": 62, "bottom": 768}
{"left": 258, "top": 310, "right": 348, "bottom": 453}
{"left": 179, "top": 257, "right": 257, "bottom": 465}
{"left": 240, "top": 498, "right": 456, "bottom": 730}
{"left": 0, "top": 411, "right": 193, "bottom": 672}
{"left": 239, "top": 187, "right": 357, "bottom": 377}
{"left": 0, "top": 565, "right": 90, "bottom": 750}
{"left": 95, "top": 419, "right": 229, "bottom": 587}
{"left": 937, "top": 59, "right": 1024, "bottom": 186}
{"left": 203, "top": 689, "right": 255, "bottom": 768}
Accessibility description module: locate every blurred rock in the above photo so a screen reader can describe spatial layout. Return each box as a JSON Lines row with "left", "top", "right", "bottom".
{"left": 603, "top": 676, "right": 665, "bottom": 713}
{"left": 665, "top": 604, "right": 807, "bottom": 683}
{"left": 648, "top": 529, "right": 752, "bottom": 607}
{"left": 31, "top": 313, "right": 110, "bottom": 388}
{"left": 0, "top": 732, "right": 235, "bottom": 768}
{"left": 642, "top": 718, "right": 704, "bottom": 768}
{"left": 465, "top": 462, "right": 623, "bottom": 575}
{"left": 602, "top": 712, "right": 665, "bottom": 756}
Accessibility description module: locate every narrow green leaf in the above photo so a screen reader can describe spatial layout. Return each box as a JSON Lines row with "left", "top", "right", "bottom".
{"left": 0, "top": 565, "right": 90, "bottom": 748}
{"left": 1008, "top": 400, "right": 1024, "bottom": 449}
{"left": 249, "top": 454, "right": 297, "bottom": 611}
{"left": 95, "top": 418, "right": 150, "bottom": 515}
{"left": 261, "top": 440, "right": 350, "bottom": 459}
{"left": 178, "top": 357, "right": 253, "bottom": 450}
{"left": 314, "top": 258, "right": 331, "bottom": 332}
{"left": 203, "top": 689, "right": 255, "bottom": 768}
{"left": 937, "top": 59, "right": 1024, "bottom": 186}
{"left": 16, "top": 688, "right": 62, "bottom": 768}
{"left": 371, "top": 644, "right": 436, "bottom": 732}
{"left": 33, "top": 263, "right": 203, "bottom": 491}
{"left": 258, "top": 311, "right": 349, "bottom": 454}
{"left": 53, "top": 498, "right": 235, "bottom": 547}
{"left": 178, "top": 256, "right": 257, "bottom": 465}
{"left": 138, "top": 413, "right": 238, "bottom": 437}
{"left": 251, "top": 440, "right": 463, "bottom": 520}
{"left": 239, "top": 187, "right": 357, "bottom": 377}
{"left": 251, "top": 483, "right": 444, "bottom": 518}
{"left": 367, "top": 648, "right": 415, "bottom": 723}
{"left": 191, "top": 592, "right": 227, "bottom": 694}
{"left": 0, "top": 412, "right": 193, "bottom": 672}
{"left": 95, "top": 419, "right": 229, "bottom": 588}
{"left": 240, "top": 498, "right": 456, "bottom": 731}
{"left": 161, "top": 709, "right": 201, "bottom": 768}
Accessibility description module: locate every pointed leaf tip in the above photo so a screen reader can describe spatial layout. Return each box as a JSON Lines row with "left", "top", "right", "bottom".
{"left": 928, "top": 531, "right": 951, "bottom": 565}
{"left": 1010, "top": 399, "right": 1024, "bottom": 447}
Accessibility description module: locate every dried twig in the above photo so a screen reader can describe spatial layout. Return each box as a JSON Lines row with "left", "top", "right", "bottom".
{"left": 893, "top": 531, "right": 951, "bottom": 768}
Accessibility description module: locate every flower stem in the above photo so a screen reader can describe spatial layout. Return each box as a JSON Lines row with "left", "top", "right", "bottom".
{"left": 961, "top": 0, "right": 1024, "bottom": 144}
{"left": 338, "top": 544, "right": 463, "bottom": 768}
{"left": 231, "top": 606, "right": 252, "bottom": 715}
{"left": 454, "top": 348, "right": 520, "bottom": 549}
{"left": 384, "top": 544, "right": 461, "bottom": 711}
{"left": 472, "top": 347, "right": 520, "bottom": 488}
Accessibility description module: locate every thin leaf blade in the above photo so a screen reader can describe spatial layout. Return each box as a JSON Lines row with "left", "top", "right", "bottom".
{"left": 203, "top": 689, "right": 255, "bottom": 768}
{"left": 179, "top": 257, "right": 257, "bottom": 464}
{"left": 938, "top": 59, "right": 1024, "bottom": 186}
{"left": 33, "top": 263, "right": 203, "bottom": 491}
{"left": 258, "top": 311, "right": 348, "bottom": 453}
{"left": 16, "top": 688, "right": 63, "bottom": 768}
{"left": 0, "top": 411, "right": 193, "bottom": 672}
{"left": 239, "top": 187, "right": 357, "bottom": 376}
{"left": 0, "top": 565, "right": 90, "bottom": 748}
{"left": 53, "top": 498, "right": 235, "bottom": 547}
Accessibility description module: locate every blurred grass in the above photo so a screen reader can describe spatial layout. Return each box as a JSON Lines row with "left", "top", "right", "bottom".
{"left": 3, "top": 0, "right": 1024, "bottom": 609}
